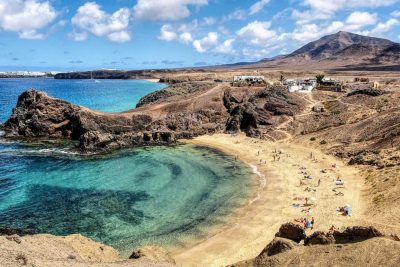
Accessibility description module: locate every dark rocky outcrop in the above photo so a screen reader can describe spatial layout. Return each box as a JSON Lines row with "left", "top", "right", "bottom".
{"left": 130, "top": 246, "right": 176, "bottom": 265}
{"left": 223, "top": 86, "right": 306, "bottom": 137}
{"left": 275, "top": 223, "right": 306, "bottom": 243}
{"left": 258, "top": 237, "right": 297, "bottom": 257}
{"left": 347, "top": 89, "right": 384, "bottom": 97}
{"left": 136, "top": 82, "right": 215, "bottom": 107}
{"left": 3, "top": 89, "right": 223, "bottom": 151}
{"left": 333, "top": 226, "right": 384, "bottom": 243}
{"left": 54, "top": 70, "right": 155, "bottom": 80}
{"left": 304, "top": 231, "right": 335, "bottom": 245}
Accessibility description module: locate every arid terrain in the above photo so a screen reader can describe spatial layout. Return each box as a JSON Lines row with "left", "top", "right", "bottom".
{"left": 1, "top": 67, "right": 399, "bottom": 266}
{"left": 1, "top": 30, "right": 400, "bottom": 267}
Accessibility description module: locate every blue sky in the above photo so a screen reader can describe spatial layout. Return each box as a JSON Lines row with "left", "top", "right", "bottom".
{"left": 0, "top": 0, "right": 399, "bottom": 71}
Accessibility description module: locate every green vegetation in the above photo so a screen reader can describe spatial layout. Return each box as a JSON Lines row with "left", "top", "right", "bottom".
{"left": 316, "top": 74, "right": 325, "bottom": 84}
{"left": 310, "top": 137, "right": 316, "bottom": 141}
{"left": 320, "top": 140, "right": 327, "bottom": 145}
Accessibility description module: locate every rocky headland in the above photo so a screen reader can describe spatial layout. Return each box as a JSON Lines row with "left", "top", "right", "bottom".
{"left": 1, "top": 74, "right": 400, "bottom": 266}
{"left": 2, "top": 82, "right": 306, "bottom": 151}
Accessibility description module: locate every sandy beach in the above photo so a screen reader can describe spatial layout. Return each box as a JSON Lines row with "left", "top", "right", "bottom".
{"left": 173, "top": 133, "right": 365, "bottom": 267}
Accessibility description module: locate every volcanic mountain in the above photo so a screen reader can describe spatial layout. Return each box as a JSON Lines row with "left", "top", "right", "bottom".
{"left": 241, "top": 31, "right": 400, "bottom": 71}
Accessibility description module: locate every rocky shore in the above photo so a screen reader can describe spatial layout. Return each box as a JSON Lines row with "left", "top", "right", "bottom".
{"left": 3, "top": 89, "right": 223, "bottom": 151}
{"left": 2, "top": 82, "right": 306, "bottom": 151}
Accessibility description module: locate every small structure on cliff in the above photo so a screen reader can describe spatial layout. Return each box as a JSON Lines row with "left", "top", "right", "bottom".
{"left": 283, "top": 79, "right": 317, "bottom": 93}
{"left": 232, "top": 75, "right": 266, "bottom": 87}
{"left": 317, "top": 77, "right": 343, "bottom": 92}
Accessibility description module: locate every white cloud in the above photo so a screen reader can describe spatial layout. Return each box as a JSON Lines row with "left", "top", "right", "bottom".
{"left": 250, "top": 0, "right": 270, "bottom": 15}
{"left": 71, "top": 2, "right": 131, "bottom": 42}
{"left": 179, "top": 32, "right": 193, "bottom": 43}
{"left": 133, "top": 0, "right": 208, "bottom": 21}
{"left": 369, "top": 18, "right": 399, "bottom": 36}
{"left": 223, "top": 9, "right": 247, "bottom": 21}
{"left": 294, "top": 0, "right": 400, "bottom": 22}
{"left": 346, "top": 12, "right": 377, "bottom": 26}
{"left": 215, "top": 39, "right": 235, "bottom": 54}
{"left": 0, "top": 0, "right": 57, "bottom": 39}
{"left": 108, "top": 31, "right": 131, "bottom": 43}
{"left": 236, "top": 21, "right": 278, "bottom": 46}
{"left": 158, "top": 25, "right": 177, "bottom": 41}
{"left": 193, "top": 32, "right": 218, "bottom": 53}
{"left": 158, "top": 25, "right": 193, "bottom": 43}
{"left": 391, "top": 10, "right": 400, "bottom": 17}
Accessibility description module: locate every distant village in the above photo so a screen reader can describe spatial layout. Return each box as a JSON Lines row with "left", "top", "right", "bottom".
{"left": 231, "top": 74, "right": 380, "bottom": 93}
{"left": 0, "top": 71, "right": 59, "bottom": 78}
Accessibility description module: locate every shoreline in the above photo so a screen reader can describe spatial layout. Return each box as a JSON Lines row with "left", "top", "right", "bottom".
{"left": 173, "top": 133, "right": 365, "bottom": 267}
{"left": 142, "top": 78, "right": 161, "bottom": 83}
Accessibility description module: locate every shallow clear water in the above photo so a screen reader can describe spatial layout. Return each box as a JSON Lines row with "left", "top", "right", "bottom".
{"left": 0, "top": 78, "right": 166, "bottom": 122}
{"left": 0, "top": 79, "right": 254, "bottom": 253}
{"left": 0, "top": 143, "right": 253, "bottom": 252}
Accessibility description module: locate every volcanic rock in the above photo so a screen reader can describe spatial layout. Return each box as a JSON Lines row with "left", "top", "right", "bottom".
{"left": 275, "top": 223, "right": 306, "bottom": 243}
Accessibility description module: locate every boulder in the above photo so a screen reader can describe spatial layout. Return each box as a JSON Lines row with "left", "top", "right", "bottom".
{"left": 258, "top": 237, "right": 297, "bottom": 257}
{"left": 312, "top": 104, "right": 325, "bottom": 113}
{"left": 305, "top": 231, "right": 335, "bottom": 245}
{"left": 130, "top": 246, "right": 175, "bottom": 264}
{"left": 333, "top": 226, "right": 384, "bottom": 243}
{"left": 275, "top": 223, "right": 306, "bottom": 243}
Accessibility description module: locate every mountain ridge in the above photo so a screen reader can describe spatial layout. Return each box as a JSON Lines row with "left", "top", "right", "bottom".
{"left": 236, "top": 31, "right": 400, "bottom": 70}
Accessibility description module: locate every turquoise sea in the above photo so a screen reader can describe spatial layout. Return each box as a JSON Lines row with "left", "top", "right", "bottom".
{"left": 0, "top": 78, "right": 254, "bottom": 253}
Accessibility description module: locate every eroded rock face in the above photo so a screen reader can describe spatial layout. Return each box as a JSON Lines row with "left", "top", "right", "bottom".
{"left": 275, "top": 222, "right": 306, "bottom": 243}
{"left": 333, "top": 226, "right": 384, "bottom": 243}
{"left": 3, "top": 89, "right": 223, "bottom": 151}
{"left": 223, "top": 86, "right": 306, "bottom": 137}
{"left": 305, "top": 231, "right": 335, "bottom": 245}
{"left": 258, "top": 237, "right": 297, "bottom": 257}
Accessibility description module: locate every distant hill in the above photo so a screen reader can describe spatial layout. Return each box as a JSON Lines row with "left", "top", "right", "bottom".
{"left": 235, "top": 31, "right": 400, "bottom": 71}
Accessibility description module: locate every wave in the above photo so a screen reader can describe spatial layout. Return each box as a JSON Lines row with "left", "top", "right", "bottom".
{"left": 248, "top": 164, "right": 267, "bottom": 205}
{"left": 0, "top": 131, "right": 5, "bottom": 137}
{"left": 0, "top": 147, "right": 84, "bottom": 157}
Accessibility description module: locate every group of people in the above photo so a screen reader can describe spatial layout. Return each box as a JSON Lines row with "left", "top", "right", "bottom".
{"left": 337, "top": 204, "right": 352, "bottom": 216}
{"left": 295, "top": 217, "right": 315, "bottom": 229}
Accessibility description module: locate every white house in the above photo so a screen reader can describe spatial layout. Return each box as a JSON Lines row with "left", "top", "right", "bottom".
{"left": 284, "top": 78, "right": 317, "bottom": 93}
{"left": 233, "top": 76, "right": 265, "bottom": 83}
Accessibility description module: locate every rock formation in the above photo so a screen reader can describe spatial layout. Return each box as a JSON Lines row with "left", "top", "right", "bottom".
{"left": 223, "top": 86, "right": 306, "bottom": 137}
{"left": 274, "top": 223, "right": 306, "bottom": 243}
{"left": 232, "top": 224, "right": 399, "bottom": 267}
{"left": 3, "top": 89, "right": 224, "bottom": 151}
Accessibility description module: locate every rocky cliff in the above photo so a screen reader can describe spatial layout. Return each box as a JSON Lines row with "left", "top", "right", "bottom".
{"left": 3, "top": 83, "right": 310, "bottom": 150}
{"left": 3, "top": 89, "right": 223, "bottom": 151}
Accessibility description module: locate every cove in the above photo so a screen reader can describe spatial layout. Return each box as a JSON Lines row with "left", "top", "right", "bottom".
{"left": 0, "top": 142, "right": 254, "bottom": 254}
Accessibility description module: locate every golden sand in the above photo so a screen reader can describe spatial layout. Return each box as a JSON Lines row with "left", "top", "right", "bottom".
{"left": 173, "top": 133, "right": 365, "bottom": 267}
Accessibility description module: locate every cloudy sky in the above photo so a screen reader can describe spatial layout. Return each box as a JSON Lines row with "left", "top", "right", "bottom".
{"left": 1, "top": 0, "right": 399, "bottom": 71}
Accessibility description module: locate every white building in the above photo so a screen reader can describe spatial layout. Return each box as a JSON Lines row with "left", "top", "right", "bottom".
{"left": 233, "top": 76, "right": 265, "bottom": 83}
{"left": 284, "top": 78, "right": 317, "bottom": 93}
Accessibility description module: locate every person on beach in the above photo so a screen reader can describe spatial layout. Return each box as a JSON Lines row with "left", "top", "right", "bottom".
{"left": 311, "top": 217, "right": 315, "bottom": 229}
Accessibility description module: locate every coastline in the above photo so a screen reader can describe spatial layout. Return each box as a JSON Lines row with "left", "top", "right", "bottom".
{"left": 142, "top": 78, "right": 161, "bottom": 83}
{"left": 173, "top": 133, "right": 365, "bottom": 267}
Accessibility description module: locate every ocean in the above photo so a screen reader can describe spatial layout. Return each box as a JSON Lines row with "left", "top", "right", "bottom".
{"left": 0, "top": 78, "right": 253, "bottom": 253}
